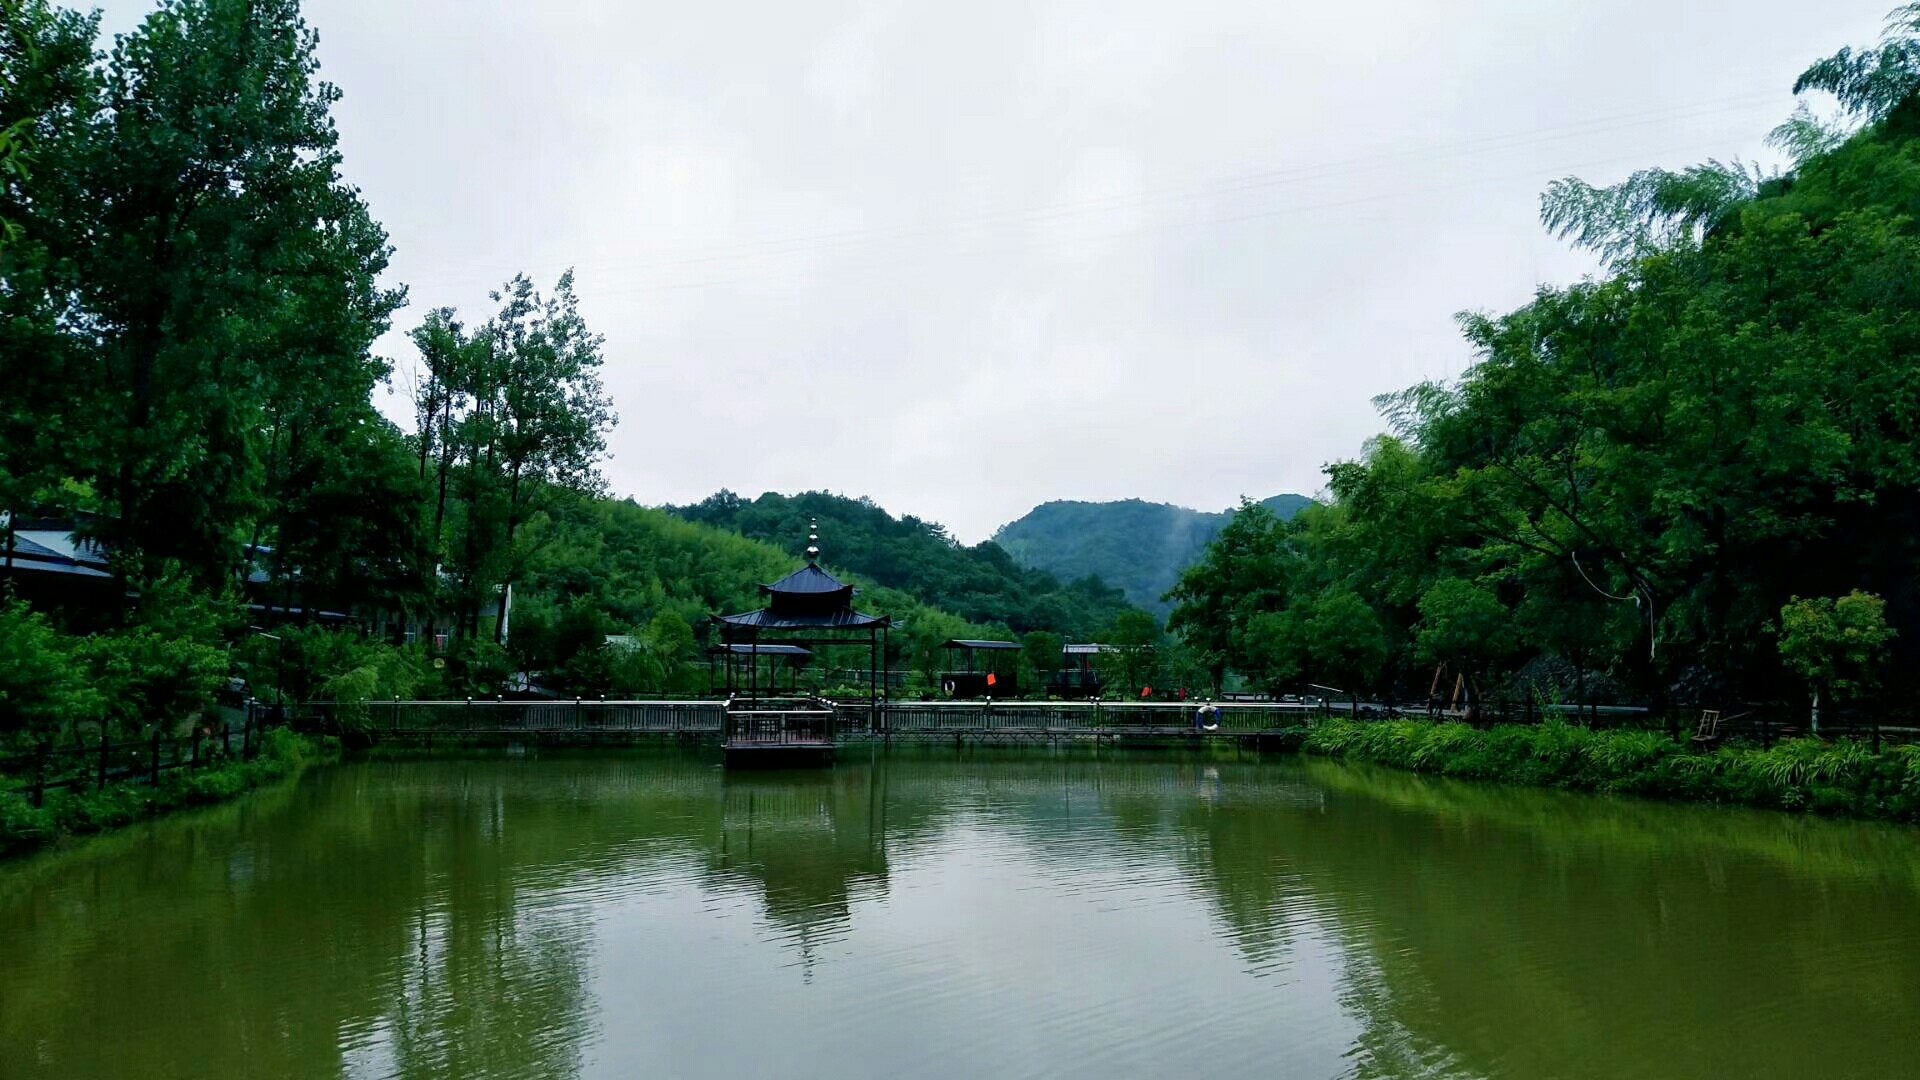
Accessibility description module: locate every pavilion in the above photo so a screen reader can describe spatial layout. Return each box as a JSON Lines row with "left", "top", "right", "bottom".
{"left": 709, "top": 521, "right": 891, "bottom": 704}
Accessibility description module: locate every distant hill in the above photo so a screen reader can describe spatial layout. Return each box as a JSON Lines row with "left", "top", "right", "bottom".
{"left": 992, "top": 495, "right": 1313, "bottom": 615}
{"left": 667, "top": 490, "right": 1142, "bottom": 639}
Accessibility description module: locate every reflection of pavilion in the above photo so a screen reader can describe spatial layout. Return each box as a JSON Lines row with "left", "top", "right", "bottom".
{"left": 710, "top": 771, "right": 891, "bottom": 976}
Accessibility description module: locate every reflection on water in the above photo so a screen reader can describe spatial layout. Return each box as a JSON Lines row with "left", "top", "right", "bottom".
{"left": 4, "top": 749, "right": 1920, "bottom": 1079}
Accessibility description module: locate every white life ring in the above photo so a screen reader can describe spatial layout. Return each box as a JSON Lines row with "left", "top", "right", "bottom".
{"left": 942, "top": 679, "right": 956, "bottom": 695}
{"left": 1195, "top": 704, "right": 1220, "bottom": 731}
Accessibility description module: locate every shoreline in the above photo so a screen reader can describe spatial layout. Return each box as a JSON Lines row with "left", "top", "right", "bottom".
{"left": 1302, "top": 718, "right": 1920, "bottom": 824}
{"left": 0, "top": 731, "right": 339, "bottom": 859}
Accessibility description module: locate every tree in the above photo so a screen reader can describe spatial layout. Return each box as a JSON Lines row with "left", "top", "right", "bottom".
{"left": 1303, "top": 586, "right": 1391, "bottom": 702}
{"left": 1240, "top": 609, "right": 1306, "bottom": 699}
{"left": 1415, "top": 580, "right": 1515, "bottom": 714}
{"left": 1776, "top": 592, "right": 1897, "bottom": 732}
{"left": 0, "top": 600, "right": 96, "bottom": 742}
{"left": 70, "top": 0, "right": 402, "bottom": 588}
{"left": 645, "top": 610, "right": 698, "bottom": 694}
{"left": 0, "top": 0, "right": 97, "bottom": 573}
{"left": 420, "top": 272, "right": 616, "bottom": 640}
{"left": 1102, "top": 609, "right": 1161, "bottom": 695}
{"left": 1165, "top": 500, "right": 1291, "bottom": 684}
{"left": 1794, "top": 3, "right": 1920, "bottom": 125}
{"left": 1021, "top": 630, "right": 1062, "bottom": 695}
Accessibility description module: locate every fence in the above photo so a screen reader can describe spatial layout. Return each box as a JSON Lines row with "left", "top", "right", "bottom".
{"left": 855, "top": 699, "right": 1314, "bottom": 736}
{"left": 310, "top": 698, "right": 727, "bottom": 739}
{"left": 289, "top": 696, "right": 1316, "bottom": 742}
{"left": 0, "top": 710, "right": 275, "bottom": 808}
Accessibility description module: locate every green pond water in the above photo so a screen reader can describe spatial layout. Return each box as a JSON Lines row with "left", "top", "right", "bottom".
{"left": 4, "top": 749, "right": 1920, "bottom": 1080}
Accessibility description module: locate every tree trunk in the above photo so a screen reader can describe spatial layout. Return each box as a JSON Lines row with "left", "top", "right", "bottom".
{"left": 494, "top": 467, "right": 524, "bottom": 645}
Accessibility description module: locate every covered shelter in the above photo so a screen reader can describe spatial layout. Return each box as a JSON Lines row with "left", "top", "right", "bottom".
{"left": 707, "top": 642, "right": 813, "bottom": 695}
{"left": 709, "top": 521, "right": 892, "bottom": 704}
{"left": 1048, "top": 643, "right": 1110, "bottom": 698}
{"left": 938, "top": 639, "right": 1021, "bottom": 698}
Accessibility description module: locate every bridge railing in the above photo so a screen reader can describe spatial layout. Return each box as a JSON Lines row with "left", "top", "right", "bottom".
{"left": 303, "top": 698, "right": 1314, "bottom": 740}
{"left": 861, "top": 700, "right": 1315, "bottom": 734}
{"left": 339, "top": 699, "right": 727, "bottom": 736}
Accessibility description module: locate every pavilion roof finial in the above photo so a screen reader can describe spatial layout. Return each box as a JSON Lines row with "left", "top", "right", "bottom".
{"left": 806, "top": 518, "right": 820, "bottom": 565}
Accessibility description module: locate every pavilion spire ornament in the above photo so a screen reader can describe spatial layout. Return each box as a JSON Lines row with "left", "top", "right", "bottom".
{"left": 806, "top": 519, "right": 820, "bottom": 565}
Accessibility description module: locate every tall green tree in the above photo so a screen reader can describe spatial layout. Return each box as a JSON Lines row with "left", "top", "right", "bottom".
{"left": 1776, "top": 592, "right": 1897, "bottom": 732}
{"left": 67, "top": 0, "right": 401, "bottom": 587}
{"left": 1165, "top": 500, "right": 1291, "bottom": 685}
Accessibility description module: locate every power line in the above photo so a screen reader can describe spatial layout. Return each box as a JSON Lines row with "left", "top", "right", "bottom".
{"left": 567, "top": 135, "right": 1777, "bottom": 299}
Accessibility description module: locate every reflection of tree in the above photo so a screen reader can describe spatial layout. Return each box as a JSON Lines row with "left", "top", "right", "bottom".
{"left": 380, "top": 780, "right": 597, "bottom": 1080}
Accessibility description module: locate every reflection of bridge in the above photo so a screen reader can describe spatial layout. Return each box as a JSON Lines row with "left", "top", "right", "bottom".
{"left": 334, "top": 698, "right": 1313, "bottom": 756}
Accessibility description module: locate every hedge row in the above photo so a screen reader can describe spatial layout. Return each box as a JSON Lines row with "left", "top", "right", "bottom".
{"left": 1303, "top": 719, "right": 1920, "bottom": 822}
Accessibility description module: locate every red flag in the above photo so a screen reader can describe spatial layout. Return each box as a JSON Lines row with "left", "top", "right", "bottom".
{"left": 986, "top": 672, "right": 997, "bottom": 687}
{"left": 1141, "top": 686, "right": 1152, "bottom": 699}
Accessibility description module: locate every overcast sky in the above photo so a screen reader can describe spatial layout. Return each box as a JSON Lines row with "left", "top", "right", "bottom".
{"left": 97, "top": 1, "right": 1896, "bottom": 541}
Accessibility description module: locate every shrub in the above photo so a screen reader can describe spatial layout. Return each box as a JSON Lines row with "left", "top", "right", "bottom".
{"left": 1301, "top": 718, "right": 1919, "bottom": 823}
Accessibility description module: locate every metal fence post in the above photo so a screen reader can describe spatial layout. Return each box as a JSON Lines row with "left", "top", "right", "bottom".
{"left": 31, "top": 739, "right": 48, "bottom": 808}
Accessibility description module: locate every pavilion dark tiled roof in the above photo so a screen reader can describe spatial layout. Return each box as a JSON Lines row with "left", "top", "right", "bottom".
{"left": 712, "top": 518, "right": 890, "bottom": 632}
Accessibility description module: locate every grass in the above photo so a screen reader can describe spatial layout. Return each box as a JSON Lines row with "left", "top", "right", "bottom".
{"left": 0, "top": 728, "right": 338, "bottom": 858}
{"left": 1303, "top": 719, "right": 1920, "bottom": 822}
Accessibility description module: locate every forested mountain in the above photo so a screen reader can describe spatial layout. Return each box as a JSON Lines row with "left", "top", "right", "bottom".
{"left": 1167, "top": 12, "right": 1920, "bottom": 723}
{"left": 669, "top": 490, "right": 1139, "bottom": 639}
{"left": 992, "top": 495, "right": 1312, "bottom": 614}
{"left": 507, "top": 496, "right": 1014, "bottom": 696}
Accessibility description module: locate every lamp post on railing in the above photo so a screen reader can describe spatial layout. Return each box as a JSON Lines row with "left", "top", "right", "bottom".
{"left": 1310, "top": 684, "right": 1356, "bottom": 721}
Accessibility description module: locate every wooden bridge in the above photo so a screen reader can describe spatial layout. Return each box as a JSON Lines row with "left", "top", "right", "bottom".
{"left": 329, "top": 698, "right": 1315, "bottom": 764}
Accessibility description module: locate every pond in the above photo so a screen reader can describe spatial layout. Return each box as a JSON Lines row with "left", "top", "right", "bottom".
{"left": 3, "top": 748, "right": 1919, "bottom": 1079}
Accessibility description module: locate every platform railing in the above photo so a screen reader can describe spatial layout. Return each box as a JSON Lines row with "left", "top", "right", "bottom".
{"left": 724, "top": 707, "right": 836, "bottom": 746}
